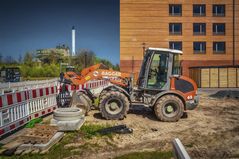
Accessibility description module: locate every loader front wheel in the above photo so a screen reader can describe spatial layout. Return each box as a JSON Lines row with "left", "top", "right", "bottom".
{"left": 99, "top": 91, "right": 129, "bottom": 120}
{"left": 154, "top": 95, "right": 184, "bottom": 122}
{"left": 76, "top": 92, "right": 92, "bottom": 115}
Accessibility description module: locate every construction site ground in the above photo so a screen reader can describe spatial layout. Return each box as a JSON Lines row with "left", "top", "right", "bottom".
{"left": 1, "top": 89, "right": 239, "bottom": 159}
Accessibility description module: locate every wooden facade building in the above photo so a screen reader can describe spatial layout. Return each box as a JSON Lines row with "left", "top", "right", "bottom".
{"left": 120, "top": 0, "right": 239, "bottom": 87}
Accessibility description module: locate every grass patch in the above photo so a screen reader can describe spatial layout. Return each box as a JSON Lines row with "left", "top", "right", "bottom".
{"left": 94, "top": 97, "right": 100, "bottom": 106}
{"left": 80, "top": 123, "right": 113, "bottom": 139}
{"left": 0, "top": 131, "right": 81, "bottom": 159}
{"left": 0, "top": 124, "right": 114, "bottom": 159}
{"left": 114, "top": 151, "right": 173, "bottom": 159}
{"left": 25, "top": 118, "right": 42, "bottom": 128}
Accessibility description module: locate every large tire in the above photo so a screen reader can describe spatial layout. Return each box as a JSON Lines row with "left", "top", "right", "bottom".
{"left": 154, "top": 95, "right": 184, "bottom": 122}
{"left": 53, "top": 108, "right": 84, "bottom": 121}
{"left": 99, "top": 91, "right": 129, "bottom": 120}
{"left": 76, "top": 92, "right": 92, "bottom": 115}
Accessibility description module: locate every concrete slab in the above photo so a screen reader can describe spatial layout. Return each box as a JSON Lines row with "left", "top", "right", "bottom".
{"left": 16, "top": 132, "right": 64, "bottom": 154}
{"left": 51, "top": 117, "right": 85, "bottom": 131}
{"left": 33, "top": 132, "right": 64, "bottom": 152}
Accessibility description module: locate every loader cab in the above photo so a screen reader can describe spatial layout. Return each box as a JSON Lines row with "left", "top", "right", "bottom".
{"left": 137, "top": 48, "right": 182, "bottom": 90}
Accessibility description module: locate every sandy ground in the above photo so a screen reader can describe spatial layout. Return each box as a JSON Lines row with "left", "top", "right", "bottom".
{"left": 1, "top": 90, "right": 238, "bottom": 159}
{"left": 65, "top": 91, "right": 239, "bottom": 159}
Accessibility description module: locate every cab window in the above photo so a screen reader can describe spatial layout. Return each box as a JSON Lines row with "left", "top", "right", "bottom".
{"left": 172, "top": 54, "right": 181, "bottom": 75}
{"left": 147, "top": 52, "right": 169, "bottom": 89}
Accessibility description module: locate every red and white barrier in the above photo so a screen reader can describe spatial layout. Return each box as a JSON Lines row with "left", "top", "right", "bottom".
{"left": 28, "top": 86, "right": 57, "bottom": 120}
{"left": 0, "top": 86, "right": 58, "bottom": 137}
{"left": 59, "top": 80, "right": 109, "bottom": 93}
{"left": 0, "top": 90, "right": 30, "bottom": 137}
{"left": 0, "top": 79, "right": 109, "bottom": 137}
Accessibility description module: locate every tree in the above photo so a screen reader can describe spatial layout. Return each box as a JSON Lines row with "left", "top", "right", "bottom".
{"left": 113, "top": 64, "right": 120, "bottom": 71}
{"left": 4, "top": 56, "right": 16, "bottom": 64}
{"left": 36, "top": 49, "right": 64, "bottom": 64}
{"left": 18, "top": 54, "right": 22, "bottom": 63}
{"left": 95, "top": 57, "right": 119, "bottom": 71}
{"left": 23, "top": 52, "right": 33, "bottom": 66}
{"left": 0, "top": 53, "right": 2, "bottom": 64}
{"left": 56, "top": 44, "right": 70, "bottom": 51}
{"left": 73, "top": 49, "right": 96, "bottom": 70}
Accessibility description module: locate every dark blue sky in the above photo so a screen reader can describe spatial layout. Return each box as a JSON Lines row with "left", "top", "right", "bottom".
{"left": 0, "top": 0, "right": 119, "bottom": 64}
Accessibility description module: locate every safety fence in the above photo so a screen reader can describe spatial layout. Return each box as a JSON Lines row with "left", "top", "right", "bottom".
{"left": 0, "top": 79, "right": 109, "bottom": 138}
{"left": 60, "top": 80, "right": 109, "bottom": 93}
{"left": 0, "top": 86, "right": 58, "bottom": 137}
{"left": 0, "top": 78, "right": 58, "bottom": 94}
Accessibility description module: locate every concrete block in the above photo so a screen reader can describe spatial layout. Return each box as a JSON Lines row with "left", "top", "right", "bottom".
{"left": 50, "top": 117, "right": 85, "bottom": 131}
{"left": 16, "top": 132, "right": 64, "bottom": 154}
{"left": 33, "top": 132, "right": 64, "bottom": 151}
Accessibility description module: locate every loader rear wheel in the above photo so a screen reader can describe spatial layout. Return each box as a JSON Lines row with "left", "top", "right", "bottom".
{"left": 154, "top": 95, "right": 184, "bottom": 122}
{"left": 99, "top": 91, "right": 129, "bottom": 120}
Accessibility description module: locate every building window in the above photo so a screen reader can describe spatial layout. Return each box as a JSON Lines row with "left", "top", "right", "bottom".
{"left": 213, "top": 23, "right": 225, "bottom": 35}
{"left": 193, "top": 4, "right": 206, "bottom": 16}
{"left": 194, "top": 42, "right": 206, "bottom": 53}
{"left": 169, "top": 4, "right": 182, "bottom": 16}
{"left": 169, "top": 41, "right": 182, "bottom": 50}
{"left": 169, "top": 23, "right": 182, "bottom": 35}
{"left": 193, "top": 23, "right": 206, "bottom": 35}
{"left": 213, "top": 5, "right": 225, "bottom": 16}
{"left": 213, "top": 42, "right": 225, "bottom": 53}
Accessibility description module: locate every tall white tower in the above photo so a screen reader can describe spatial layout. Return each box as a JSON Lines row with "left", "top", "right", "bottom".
{"left": 72, "top": 26, "right": 75, "bottom": 56}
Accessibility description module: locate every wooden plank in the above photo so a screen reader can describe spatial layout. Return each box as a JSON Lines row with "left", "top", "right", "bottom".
{"left": 219, "top": 68, "right": 228, "bottom": 87}
{"left": 201, "top": 69, "right": 210, "bottom": 88}
{"left": 210, "top": 68, "right": 219, "bottom": 88}
{"left": 238, "top": 68, "right": 239, "bottom": 87}
{"left": 189, "top": 68, "right": 201, "bottom": 87}
{"left": 228, "top": 68, "right": 237, "bottom": 87}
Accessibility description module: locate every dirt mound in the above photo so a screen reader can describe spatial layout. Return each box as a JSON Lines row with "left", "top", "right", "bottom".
{"left": 210, "top": 90, "right": 239, "bottom": 99}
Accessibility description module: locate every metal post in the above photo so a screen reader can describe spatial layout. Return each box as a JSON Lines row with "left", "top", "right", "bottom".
{"left": 172, "top": 138, "right": 191, "bottom": 159}
{"left": 132, "top": 56, "right": 134, "bottom": 74}
{"left": 233, "top": 0, "right": 235, "bottom": 65}
{"left": 0, "top": 111, "right": 2, "bottom": 127}
{"left": 142, "top": 42, "right": 146, "bottom": 58}
{"left": 85, "top": 53, "right": 87, "bottom": 68}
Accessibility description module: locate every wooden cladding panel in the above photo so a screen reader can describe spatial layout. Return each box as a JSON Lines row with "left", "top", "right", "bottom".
{"left": 238, "top": 68, "right": 239, "bottom": 87}
{"left": 121, "top": 0, "right": 233, "bottom": 5}
{"left": 201, "top": 69, "right": 210, "bottom": 88}
{"left": 219, "top": 68, "right": 228, "bottom": 87}
{"left": 120, "top": 0, "right": 238, "bottom": 63}
{"left": 228, "top": 68, "right": 237, "bottom": 87}
{"left": 120, "top": 47, "right": 233, "bottom": 61}
{"left": 189, "top": 68, "right": 201, "bottom": 87}
{"left": 210, "top": 68, "right": 219, "bottom": 88}
{"left": 189, "top": 67, "right": 238, "bottom": 88}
